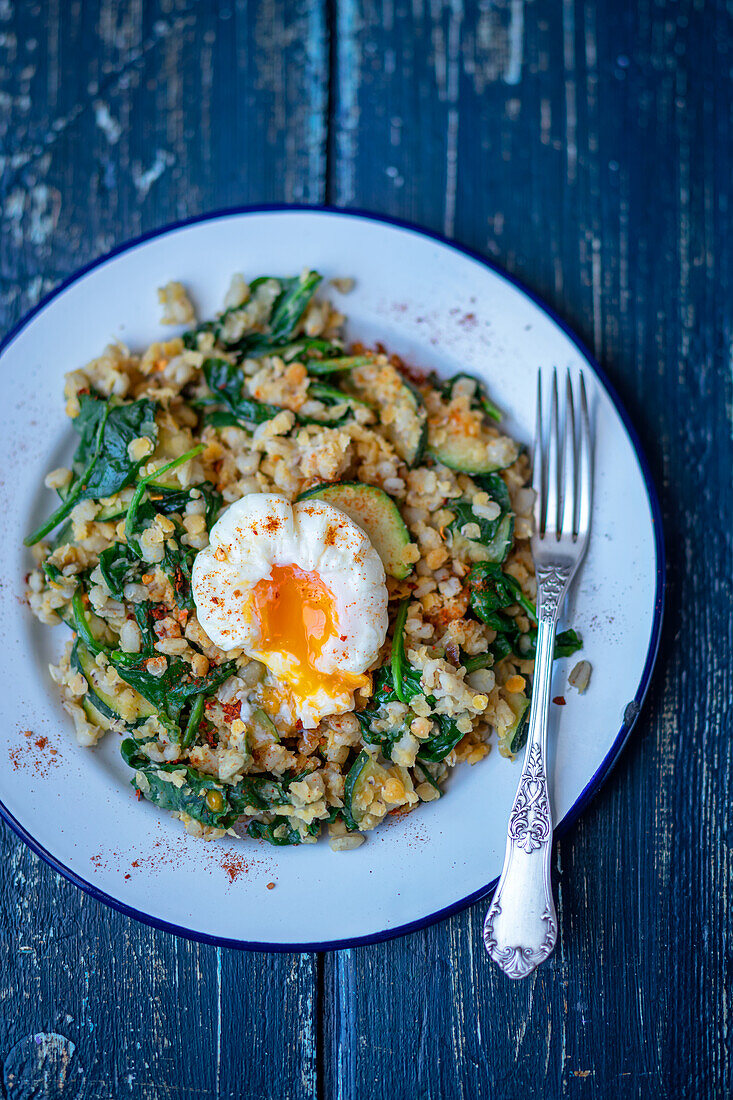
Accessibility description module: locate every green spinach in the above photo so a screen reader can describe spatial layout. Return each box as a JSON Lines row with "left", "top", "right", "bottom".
{"left": 98, "top": 542, "right": 141, "bottom": 600}
{"left": 247, "top": 819, "right": 320, "bottom": 846}
{"left": 110, "top": 650, "right": 237, "bottom": 739}
{"left": 121, "top": 741, "right": 292, "bottom": 828}
{"left": 441, "top": 372, "right": 503, "bottom": 422}
{"left": 416, "top": 714, "right": 466, "bottom": 763}
{"left": 183, "top": 271, "right": 323, "bottom": 358}
{"left": 26, "top": 395, "right": 158, "bottom": 545}
{"left": 467, "top": 563, "right": 582, "bottom": 663}
{"left": 305, "top": 355, "right": 373, "bottom": 376}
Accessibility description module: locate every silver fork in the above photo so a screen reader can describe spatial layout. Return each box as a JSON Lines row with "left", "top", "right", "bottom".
{"left": 483, "top": 368, "right": 592, "bottom": 979}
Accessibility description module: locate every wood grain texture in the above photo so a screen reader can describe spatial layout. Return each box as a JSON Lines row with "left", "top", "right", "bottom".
{"left": 0, "top": 1, "right": 731, "bottom": 1098}
{"left": 325, "top": 1, "right": 732, "bottom": 1098}
{"left": 0, "top": 3, "right": 326, "bottom": 1098}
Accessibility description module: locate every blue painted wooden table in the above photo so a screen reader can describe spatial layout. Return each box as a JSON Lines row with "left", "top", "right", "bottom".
{"left": 0, "top": 2, "right": 730, "bottom": 1097}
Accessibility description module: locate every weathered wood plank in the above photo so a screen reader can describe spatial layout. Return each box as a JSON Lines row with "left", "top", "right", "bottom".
{"left": 325, "top": 1, "right": 732, "bottom": 1097}
{"left": 0, "top": 3, "right": 327, "bottom": 1098}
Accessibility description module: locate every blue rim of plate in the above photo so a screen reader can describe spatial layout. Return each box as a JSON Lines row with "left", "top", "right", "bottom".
{"left": 0, "top": 204, "right": 665, "bottom": 953}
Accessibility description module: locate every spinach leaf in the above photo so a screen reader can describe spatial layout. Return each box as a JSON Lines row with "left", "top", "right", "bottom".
{"left": 242, "top": 268, "right": 319, "bottom": 349}
{"left": 467, "top": 562, "right": 537, "bottom": 623}
{"left": 98, "top": 542, "right": 141, "bottom": 600}
{"left": 416, "top": 714, "right": 466, "bottom": 763}
{"left": 468, "top": 563, "right": 582, "bottom": 663}
{"left": 146, "top": 481, "right": 222, "bottom": 527}
{"left": 442, "top": 372, "right": 503, "bottom": 422}
{"left": 247, "top": 819, "right": 320, "bottom": 846}
{"left": 448, "top": 474, "right": 514, "bottom": 563}
{"left": 184, "top": 272, "right": 323, "bottom": 358}
{"left": 474, "top": 471, "right": 512, "bottom": 511}
{"left": 413, "top": 760, "right": 442, "bottom": 795}
{"left": 554, "top": 629, "right": 583, "bottom": 658}
{"left": 133, "top": 601, "right": 157, "bottom": 652}
{"left": 510, "top": 706, "right": 531, "bottom": 755}
{"left": 516, "top": 627, "right": 583, "bottom": 661}
{"left": 42, "top": 561, "right": 64, "bottom": 585}
{"left": 276, "top": 337, "right": 343, "bottom": 362}
{"left": 202, "top": 358, "right": 284, "bottom": 425}
{"left": 305, "top": 355, "right": 373, "bottom": 376}
{"left": 201, "top": 358, "right": 349, "bottom": 429}
{"left": 450, "top": 501, "right": 502, "bottom": 545}
{"left": 161, "top": 538, "right": 196, "bottom": 611}
{"left": 26, "top": 395, "right": 158, "bottom": 545}
{"left": 110, "top": 651, "right": 237, "bottom": 739}
{"left": 390, "top": 599, "right": 416, "bottom": 704}
{"left": 70, "top": 395, "right": 158, "bottom": 494}
{"left": 120, "top": 742, "right": 291, "bottom": 828}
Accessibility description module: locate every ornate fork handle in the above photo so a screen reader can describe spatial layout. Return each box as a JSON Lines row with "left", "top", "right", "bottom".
{"left": 483, "top": 562, "right": 571, "bottom": 979}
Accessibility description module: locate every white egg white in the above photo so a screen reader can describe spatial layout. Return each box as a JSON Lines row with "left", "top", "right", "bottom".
{"left": 191, "top": 493, "right": 389, "bottom": 727}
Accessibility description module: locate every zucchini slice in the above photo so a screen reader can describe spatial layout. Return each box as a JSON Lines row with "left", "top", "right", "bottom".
{"left": 498, "top": 690, "right": 530, "bottom": 757}
{"left": 428, "top": 428, "right": 518, "bottom": 475}
{"left": 297, "top": 481, "right": 415, "bottom": 579}
{"left": 345, "top": 362, "right": 427, "bottom": 466}
{"left": 426, "top": 389, "right": 518, "bottom": 475}
{"left": 72, "top": 641, "right": 157, "bottom": 727}
{"left": 250, "top": 707, "right": 279, "bottom": 743}
{"left": 82, "top": 695, "right": 113, "bottom": 731}
{"left": 343, "top": 750, "right": 390, "bottom": 829}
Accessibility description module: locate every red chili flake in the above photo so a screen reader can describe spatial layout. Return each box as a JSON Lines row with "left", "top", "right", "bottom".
{"left": 34, "top": 736, "right": 49, "bottom": 750}
{"left": 222, "top": 700, "right": 242, "bottom": 723}
{"left": 220, "top": 853, "right": 249, "bottom": 882}
{"left": 266, "top": 882, "right": 276, "bottom": 890}
{"left": 124, "top": 874, "right": 131, "bottom": 880}
{"left": 134, "top": 790, "right": 143, "bottom": 801}
{"left": 204, "top": 697, "right": 217, "bottom": 710}
{"left": 131, "top": 861, "right": 140, "bottom": 868}
{"left": 553, "top": 696, "right": 567, "bottom": 706}
{"left": 151, "top": 605, "right": 168, "bottom": 620}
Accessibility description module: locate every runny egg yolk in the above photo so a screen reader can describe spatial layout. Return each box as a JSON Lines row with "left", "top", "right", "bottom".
{"left": 249, "top": 564, "right": 369, "bottom": 706}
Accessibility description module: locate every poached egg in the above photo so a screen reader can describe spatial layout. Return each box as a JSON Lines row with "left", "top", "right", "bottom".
{"left": 191, "top": 493, "right": 389, "bottom": 728}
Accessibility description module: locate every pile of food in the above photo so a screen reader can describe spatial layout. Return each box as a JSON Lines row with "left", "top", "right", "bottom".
{"left": 25, "top": 270, "right": 580, "bottom": 850}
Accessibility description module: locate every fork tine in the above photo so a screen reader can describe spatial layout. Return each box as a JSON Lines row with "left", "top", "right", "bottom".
{"left": 576, "top": 372, "right": 591, "bottom": 537}
{"left": 545, "top": 369, "right": 560, "bottom": 537}
{"left": 561, "top": 371, "right": 577, "bottom": 538}
{"left": 532, "top": 370, "right": 545, "bottom": 536}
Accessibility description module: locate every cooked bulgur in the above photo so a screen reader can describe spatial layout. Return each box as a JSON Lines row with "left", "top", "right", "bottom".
{"left": 25, "top": 269, "right": 581, "bottom": 850}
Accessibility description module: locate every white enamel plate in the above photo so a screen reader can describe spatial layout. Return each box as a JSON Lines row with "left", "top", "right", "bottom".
{"left": 0, "top": 209, "right": 664, "bottom": 950}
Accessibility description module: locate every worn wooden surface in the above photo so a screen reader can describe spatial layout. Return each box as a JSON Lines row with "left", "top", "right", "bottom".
{"left": 0, "top": 1, "right": 730, "bottom": 1098}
